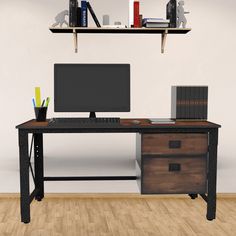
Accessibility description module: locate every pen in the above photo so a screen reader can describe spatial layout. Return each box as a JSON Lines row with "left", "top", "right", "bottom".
{"left": 32, "top": 98, "right": 36, "bottom": 108}
{"left": 41, "top": 99, "right": 45, "bottom": 107}
{"left": 45, "top": 97, "right": 50, "bottom": 107}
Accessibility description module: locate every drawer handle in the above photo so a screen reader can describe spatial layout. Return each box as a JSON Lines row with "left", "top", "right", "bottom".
{"left": 169, "top": 163, "right": 181, "bottom": 172}
{"left": 169, "top": 140, "right": 181, "bottom": 149}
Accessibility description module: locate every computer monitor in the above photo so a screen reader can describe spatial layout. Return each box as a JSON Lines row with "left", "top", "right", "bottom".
{"left": 54, "top": 64, "right": 130, "bottom": 117}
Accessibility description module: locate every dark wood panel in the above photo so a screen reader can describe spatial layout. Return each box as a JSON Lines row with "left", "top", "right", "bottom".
{"left": 142, "top": 133, "right": 208, "bottom": 155}
{"left": 142, "top": 156, "right": 207, "bottom": 194}
{"left": 120, "top": 119, "right": 220, "bottom": 128}
{"left": 16, "top": 119, "right": 221, "bottom": 130}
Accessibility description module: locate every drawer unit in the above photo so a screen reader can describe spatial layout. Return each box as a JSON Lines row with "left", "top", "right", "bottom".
{"left": 142, "top": 133, "right": 208, "bottom": 155}
{"left": 137, "top": 133, "right": 209, "bottom": 194}
{"left": 142, "top": 156, "right": 207, "bottom": 194}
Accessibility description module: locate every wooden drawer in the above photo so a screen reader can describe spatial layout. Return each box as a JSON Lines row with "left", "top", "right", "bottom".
{"left": 142, "top": 133, "right": 208, "bottom": 155}
{"left": 142, "top": 156, "right": 207, "bottom": 194}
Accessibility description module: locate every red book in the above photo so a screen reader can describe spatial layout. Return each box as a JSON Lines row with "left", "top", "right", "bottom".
{"left": 134, "top": 1, "right": 140, "bottom": 28}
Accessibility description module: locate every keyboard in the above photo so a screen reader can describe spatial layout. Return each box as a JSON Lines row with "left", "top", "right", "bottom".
{"left": 50, "top": 117, "right": 120, "bottom": 125}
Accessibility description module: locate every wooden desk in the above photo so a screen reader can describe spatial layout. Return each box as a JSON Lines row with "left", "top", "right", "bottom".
{"left": 16, "top": 119, "right": 220, "bottom": 223}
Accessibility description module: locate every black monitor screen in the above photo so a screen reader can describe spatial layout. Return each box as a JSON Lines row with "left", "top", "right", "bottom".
{"left": 54, "top": 64, "right": 130, "bottom": 112}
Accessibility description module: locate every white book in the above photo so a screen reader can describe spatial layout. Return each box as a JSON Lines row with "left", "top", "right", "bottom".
{"left": 143, "top": 19, "right": 170, "bottom": 24}
{"left": 145, "top": 23, "right": 169, "bottom": 28}
{"left": 149, "top": 118, "right": 175, "bottom": 124}
{"left": 102, "top": 25, "right": 127, "bottom": 28}
{"left": 129, "top": 0, "right": 134, "bottom": 27}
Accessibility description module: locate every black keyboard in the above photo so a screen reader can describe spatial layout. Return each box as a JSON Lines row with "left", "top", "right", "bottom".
{"left": 50, "top": 117, "right": 120, "bottom": 125}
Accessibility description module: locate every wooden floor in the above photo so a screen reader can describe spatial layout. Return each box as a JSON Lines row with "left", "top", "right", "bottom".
{"left": 0, "top": 194, "right": 236, "bottom": 236}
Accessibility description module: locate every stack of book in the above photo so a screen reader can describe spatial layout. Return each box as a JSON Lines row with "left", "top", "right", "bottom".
{"left": 142, "top": 18, "right": 170, "bottom": 28}
{"left": 69, "top": 0, "right": 101, "bottom": 27}
{"left": 171, "top": 86, "right": 208, "bottom": 120}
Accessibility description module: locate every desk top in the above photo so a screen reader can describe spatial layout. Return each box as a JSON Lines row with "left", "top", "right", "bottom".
{"left": 16, "top": 119, "right": 221, "bottom": 133}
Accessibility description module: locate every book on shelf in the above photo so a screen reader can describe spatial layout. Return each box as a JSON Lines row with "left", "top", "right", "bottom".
{"left": 129, "top": 0, "right": 134, "bottom": 27}
{"left": 143, "top": 23, "right": 169, "bottom": 28}
{"left": 69, "top": 0, "right": 78, "bottom": 27}
{"left": 102, "top": 25, "right": 127, "bottom": 29}
{"left": 87, "top": 2, "right": 101, "bottom": 27}
{"left": 139, "top": 14, "right": 143, "bottom": 28}
{"left": 143, "top": 18, "right": 170, "bottom": 24}
{"left": 134, "top": 1, "right": 140, "bottom": 28}
{"left": 166, "top": 0, "right": 177, "bottom": 28}
{"left": 149, "top": 118, "right": 175, "bottom": 124}
{"left": 77, "top": 7, "right": 81, "bottom": 27}
{"left": 81, "top": 0, "right": 88, "bottom": 27}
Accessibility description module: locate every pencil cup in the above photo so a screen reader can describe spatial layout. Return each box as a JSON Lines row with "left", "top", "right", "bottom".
{"left": 34, "top": 107, "right": 47, "bottom": 122}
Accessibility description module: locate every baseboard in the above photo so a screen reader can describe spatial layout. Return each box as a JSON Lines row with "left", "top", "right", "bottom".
{"left": 0, "top": 193, "right": 236, "bottom": 199}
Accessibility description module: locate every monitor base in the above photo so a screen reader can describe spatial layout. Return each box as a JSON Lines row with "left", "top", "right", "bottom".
{"left": 89, "top": 112, "right": 96, "bottom": 118}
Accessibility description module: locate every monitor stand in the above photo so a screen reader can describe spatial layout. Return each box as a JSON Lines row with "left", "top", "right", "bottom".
{"left": 89, "top": 112, "right": 96, "bottom": 118}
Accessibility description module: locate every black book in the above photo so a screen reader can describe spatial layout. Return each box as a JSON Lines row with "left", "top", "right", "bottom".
{"left": 179, "top": 87, "right": 183, "bottom": 118}
{"left": 180, "top": 87, "right": 185, "bottom": 119}
{"left": 193, "top": 87, "right": 196, "bottom": 119}
{"left": 194, "top": 87, "right": 199, "bottom": 119}
{"left": 186, "top": 86, "right": 191, "bottom": 119}
{"left": 166, "top": 0, "right": 177, "bottom": 28}
{"left": 195, "top": 87, "right": 200, "bottom": 119}
{"left": 189, "top": 87, "right": 194, "bottom": 119}
{"left": 203, "top": 87, "right": 208, "bottom": 120}
{"left": 69, "top": 0, "right": 78, "bottom": 27}
{"left": 182, "top": 86, "right": 187, "bottom": 119}
{"left": 77, "top": 7, "right": 81, "bottom": 27}
{"left": 200, "top": 87, "right": 204, "bottom": 119}
{"left": 183, "top": 86, "right": 189, "bottom": 119}
{"left": 199, "top": 87, "right": 204, "bottom": 119}
{"left": 178, "top": 87, "right": 182, "bottom": 119}
{"left": 87, "top": 2, "right": 101, "bottom": 27}
{"left": 182, "top": 87, "right": 186, "bottom": 118}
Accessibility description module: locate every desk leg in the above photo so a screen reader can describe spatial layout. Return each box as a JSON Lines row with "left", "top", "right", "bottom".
{"left": 19, "top": 130, "right": 30, "bottom": 223}
{"left": 34, "top": 133, "right": 44, "bottom": 201}
{"left": 207, "top": 129, "right": 218, "bottom": 221}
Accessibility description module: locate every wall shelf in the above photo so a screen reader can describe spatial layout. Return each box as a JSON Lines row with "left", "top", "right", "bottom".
{"left": 49, "top": 27, "right": 191, "bottom": 53}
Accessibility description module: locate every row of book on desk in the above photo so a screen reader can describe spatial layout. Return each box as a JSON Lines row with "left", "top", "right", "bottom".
{"left": 150, "top": 86, "right": 208, "bottom": 125}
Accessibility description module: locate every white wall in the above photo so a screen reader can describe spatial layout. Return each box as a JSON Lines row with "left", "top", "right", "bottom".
{"left": 0, "top": 0, "right": 235, "bottom": 193}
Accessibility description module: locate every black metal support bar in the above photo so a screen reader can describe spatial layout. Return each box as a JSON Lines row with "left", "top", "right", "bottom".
{"left": 19, "top": 130, "right": 30, "bottom": 224}
{"left": 29, "top": 134, "right": 34, "bottom": 161}
{"left": 29, "top": 162, "right": 35, "bottom": 184}
{"left": 200, "top": 194, "right": 208, "bottom": 203}
{"left": 29, "top": 188, "right": 39, "bottom": 204}
{"left": 34, "top": 133, "right": 44, "bottom": 201}
{"left": 29, "top": 135, "right": 36, "bottom": 185}
{"left": 207, "top": 129, "right": 218, "bottom": 221}
{"left": 44, "top": 176, "right": 137, "bottom": 181}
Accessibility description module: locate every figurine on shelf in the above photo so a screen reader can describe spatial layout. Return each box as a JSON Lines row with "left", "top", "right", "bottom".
{"left": 52, "top": 10, "right": 69, "bottom": 27}
{"left": 177, "top": 1, "right": 189, "bottom": 28}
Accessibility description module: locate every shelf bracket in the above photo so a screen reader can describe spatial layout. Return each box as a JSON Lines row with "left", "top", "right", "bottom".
{"left": 161, "top": 30, "right": 168, "bottom": 54}
{"left": 73, "top": 29, "right": 78, "bottom": 53}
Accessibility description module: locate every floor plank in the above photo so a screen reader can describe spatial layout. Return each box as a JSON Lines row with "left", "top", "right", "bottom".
{"left": 0, "top": 195, "right": 235, "bottom": 236}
